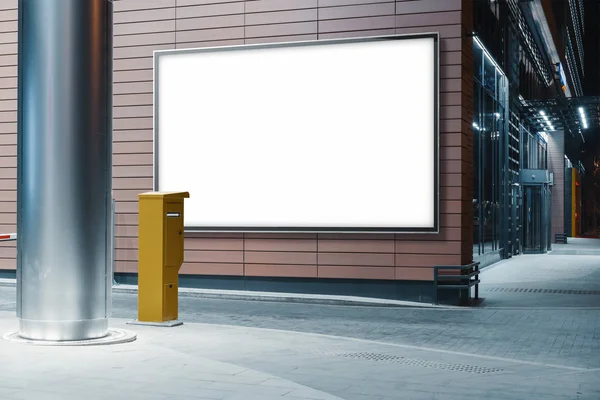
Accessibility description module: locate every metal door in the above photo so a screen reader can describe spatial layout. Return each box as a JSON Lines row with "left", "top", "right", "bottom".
{"left": 522, "top": 183, "right": 551, "bottom": 254}
{"left": 523, "top": 185, "right": 542, "bottom": 253}
{"left": 544, "top": 185, "right": 552, "bottom": 251}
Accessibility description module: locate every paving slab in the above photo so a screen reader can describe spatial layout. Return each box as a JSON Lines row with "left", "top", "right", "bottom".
{"left": 0, "top": 311, "right": 598, "bottom": 399}
{"left": 550, "top": 238, "right": 600, "bottom": 255}
{"left": 0, "top": 250, "right": 598, "bottom": 399}
{"left": 0, "top": 313, "right": 342, "bottom": 400}
{"left": 479, "top": 253, "right": 600, "bottom": 308}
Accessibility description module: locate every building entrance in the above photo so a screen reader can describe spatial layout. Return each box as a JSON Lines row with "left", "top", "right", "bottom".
{"left": 522, "top": 182, "right": 551, "bottom": 253}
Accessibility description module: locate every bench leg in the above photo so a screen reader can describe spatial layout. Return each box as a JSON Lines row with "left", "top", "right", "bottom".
{"left": 433, "top": 274, "right": 438, "bottom": 305}
{"left": 475, "top": 265, "right": 479, "bottom": 300}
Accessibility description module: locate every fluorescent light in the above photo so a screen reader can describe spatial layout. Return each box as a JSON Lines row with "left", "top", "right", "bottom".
{"left": 473, "top": 122, "right": 480, "bottom": 130}
{"left": 494, "top": 112, "right": 501, "bottom": 119}
{"left": 473, "top": 36, "right": 506, "bottom": 77}
{"left": 579, "top": 107, "right": 588, "bottom": 129}
{"left": 539, "top": 110, "right": 553, "bottom": 130}
{"left": 539, "top": 132, "right": 549, "bottom": 142}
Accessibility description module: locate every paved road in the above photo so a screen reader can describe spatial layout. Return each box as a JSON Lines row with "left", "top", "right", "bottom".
{"left": 0, "top": 285, "right": 598, "bottom": 371}
{"left": 0, "top": 252, "right": 598, "bottom": 371}
{"left": 1, "top": 313, "right": 597, "bottom": 400}
{"left": 115, "top": 294, "right": 600, "bottom": 370}
{"left": 0, "top": 251, "right": 598, "bottom": 399}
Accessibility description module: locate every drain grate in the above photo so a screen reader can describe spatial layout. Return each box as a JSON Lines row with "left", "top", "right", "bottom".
{"left": 311, "top": 350, "right": 504, "bottom": 374}
{"left": 483, "top": 287, "right": 600, "bottom": 295}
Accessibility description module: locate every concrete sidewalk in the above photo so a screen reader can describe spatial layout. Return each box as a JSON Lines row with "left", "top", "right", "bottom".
{"left": 0, "top": 313, "right": 341, "bottom": 400}
{"left": 0, "top": 311, "right": 598, "bottom": 400}
{"left": 479, "top": 253, "right": 600, "bottom": 308}
{"left": 550, "top": 237, "right": 600, "bottom": 255}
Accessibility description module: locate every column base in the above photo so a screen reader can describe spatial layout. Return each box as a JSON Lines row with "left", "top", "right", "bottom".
{"left": 18, "top": 318, "right": 108, "bottom": 341}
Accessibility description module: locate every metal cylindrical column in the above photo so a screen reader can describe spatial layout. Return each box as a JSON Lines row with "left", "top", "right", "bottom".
{"left": 17, "top": 0, "right": 113, "bottom": 341}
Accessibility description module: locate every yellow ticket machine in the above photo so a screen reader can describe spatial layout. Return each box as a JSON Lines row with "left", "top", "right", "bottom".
{"left": 135, "top": 191, "right": 189, "bottom": 326}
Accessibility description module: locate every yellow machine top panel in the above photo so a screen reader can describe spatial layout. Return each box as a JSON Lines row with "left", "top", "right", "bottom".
{"left": 138, "top": 191, "right": 190, "bottom": 199}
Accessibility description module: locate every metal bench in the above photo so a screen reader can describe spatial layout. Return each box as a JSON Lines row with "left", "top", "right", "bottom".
{"left": 555, "top": 233, "right": 568, "bottom": 244}
{"left": 433, "top": 262, "right": 480, "bottom": 306}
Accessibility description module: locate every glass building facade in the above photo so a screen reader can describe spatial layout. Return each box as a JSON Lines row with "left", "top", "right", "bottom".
{"left": 472, "top": 0, "right": 555, "bottom": 262}
{"left": 472, "top": 38, "right": 509, "bottom": 257}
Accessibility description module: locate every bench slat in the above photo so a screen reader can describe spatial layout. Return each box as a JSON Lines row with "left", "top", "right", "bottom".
{"left": 437, "top": 280, "right": 480, "bottom": 290}
{"left": 436, "top": 271, "right": 479, "bottom": 280}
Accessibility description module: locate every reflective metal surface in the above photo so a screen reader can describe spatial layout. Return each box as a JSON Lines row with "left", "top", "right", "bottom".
{"left": 17, "top": 0, "right": 113, "bottom": 341}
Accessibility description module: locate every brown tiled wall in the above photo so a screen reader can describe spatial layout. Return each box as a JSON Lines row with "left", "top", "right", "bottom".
{"left": 0, "top": 0, "right": 474, "bottom": 283}
{"left": 0, "top": 1, "right": 17, "bottom": 270}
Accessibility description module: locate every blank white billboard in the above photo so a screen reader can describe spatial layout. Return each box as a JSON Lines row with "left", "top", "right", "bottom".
{"left": 154, "top": 34, "right": 439, "bottom": 233}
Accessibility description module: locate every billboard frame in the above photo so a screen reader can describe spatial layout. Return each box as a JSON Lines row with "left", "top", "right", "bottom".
{"left": 153, "top": 33, "right": 440, "bottom": 234}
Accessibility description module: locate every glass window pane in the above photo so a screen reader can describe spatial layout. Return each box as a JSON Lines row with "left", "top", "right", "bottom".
{"left": 474, "top": 42, "right": 484, "bottom": 84}
{"left": 483, "top": 54, "right": 497, "bottom": 94}
{"left": 522, "top": 127, "right": 528, "bottom": 169}
{"left": 483, "top": 92, "right": 495, "bottom": 253}
{"left": 472, "top": 40, "right": 508, "bottom": 256}
{"left": 473, "top": 80, "right": 481, "bottom": 257}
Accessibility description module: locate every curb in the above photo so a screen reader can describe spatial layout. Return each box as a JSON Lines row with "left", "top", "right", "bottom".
{"left": 0, "top": 279, "right": 457, "bottom": 309}
{"left": 114, "top": 286, "right": 456, "bottom": 309}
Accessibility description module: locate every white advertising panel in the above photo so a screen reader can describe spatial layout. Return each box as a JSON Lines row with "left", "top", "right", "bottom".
{"left": 155, "top": 34, "right": 439, "bottom": 232}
